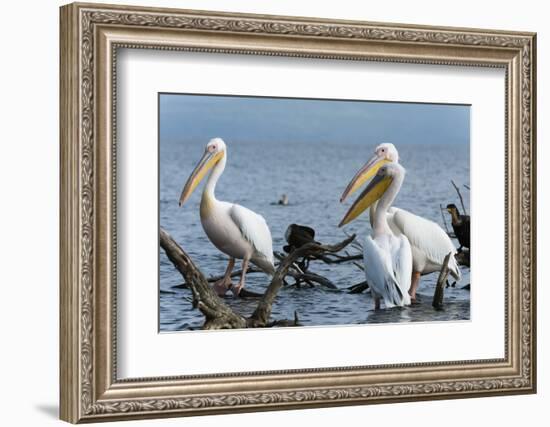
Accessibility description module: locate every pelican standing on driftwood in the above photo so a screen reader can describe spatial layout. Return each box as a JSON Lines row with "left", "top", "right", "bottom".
{"left": 339, "top": 162, "right": 412, "bottom": 309}
{"left": 340, "top": 143, "right": 461, "bottom": 301}
{"left": 179, "top": 138, "right": 275, "bottom": 296}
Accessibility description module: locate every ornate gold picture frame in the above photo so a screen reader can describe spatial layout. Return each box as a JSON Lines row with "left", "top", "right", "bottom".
{"left": 60, "top": 2, "right": 536, "bottom": 423}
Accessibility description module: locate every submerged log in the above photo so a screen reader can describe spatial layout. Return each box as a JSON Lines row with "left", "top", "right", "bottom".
{"left": 347, "top": 280, "right": 369, "bottom": 294}
{"left": 432, "top": 252, "right": 452, "bottom": 311}
{"left": 296, "top": 271, "right": 338, "bottom": 289}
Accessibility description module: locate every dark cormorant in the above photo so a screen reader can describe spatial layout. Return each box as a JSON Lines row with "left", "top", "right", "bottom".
{"left": 446, "top": 204, "right": 470, "bottom": 252}
{"left": 283, "top": 224, "right": 318, "bottom": 253}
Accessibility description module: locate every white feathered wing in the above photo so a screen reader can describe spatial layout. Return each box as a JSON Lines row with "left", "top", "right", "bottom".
{"left": 389, "top": 207, "right": 461, "bottom": 280}
{"left": 229, "top": 204, "right": 275, "bottom": 274}
{"left": 364, "top": 233, "right": 412, "bottom": 308}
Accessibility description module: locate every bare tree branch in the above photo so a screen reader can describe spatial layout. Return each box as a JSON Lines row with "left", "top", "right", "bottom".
{"left": 313, "top": 253, "right": 362, "bottom": 264}
{"left": 160, "top": 228, "right": 246, "bottom": 329}
{"left": 347, "top": 280, "right": 369, "bottom": 294}
{"left": 352, "top": 261, "right": 365, "bottom": 272}
{"left": 248, "top": 235, "right": 356, "bottom": 327}
{"left": 161, "top": 228, "right": 356, "bottom": 329}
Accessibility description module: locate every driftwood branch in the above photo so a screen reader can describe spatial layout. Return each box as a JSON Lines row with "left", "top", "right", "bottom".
{"left": 352, "top": 261, "right": 365, "bottom": 272}
{"left": 201, "top": 261, "right": 339, "bottom": 290}
{"left": 295, "top": 271, "right": 338, "bottom": 289}
{"left": 347, "top": 280, "right": 369, "bottom": 294}
{"left": 313, "top": 253, "right": 362, "bottom": 264}
{"left": 160, "top": 228, "right": 246, "bottom": 329}
{"left": 248, "top": 235, "right": 356, "bottom": 327}
{"left": 161, "top": 227, "right": 356, "bottom": 329}
{"left": 343, "top": 230, "right": 363, "bottom": 251}
{"left": 432, "top": 252, "right": 452, "bottom": 310}
{"left": 177, "top": 259, "right": 343, "bottom": 293}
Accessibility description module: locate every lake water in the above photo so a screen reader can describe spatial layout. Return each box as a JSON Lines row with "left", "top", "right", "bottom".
{"left": 159, "top": 139, "right": 470, "bottom": 331}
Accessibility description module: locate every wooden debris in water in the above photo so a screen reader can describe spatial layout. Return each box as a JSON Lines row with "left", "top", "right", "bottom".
{"left": 160, "top": 227, "right": 355, "bottom": 329}
{"left": 347, "top": 280, "right": 369, "bottom": 294}
{"left": 160, "top": 228, "right": 246, "bottom": 329}
{"left": 432, "top": 252, "right": 452, "bottom": 311}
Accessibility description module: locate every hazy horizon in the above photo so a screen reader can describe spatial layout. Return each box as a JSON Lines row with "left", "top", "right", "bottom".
{"left": 159, "top": 93, "right": 470, "bottom": 146}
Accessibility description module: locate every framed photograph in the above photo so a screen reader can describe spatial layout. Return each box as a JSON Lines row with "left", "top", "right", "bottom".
{"left": 60, "top": 2, "right": 537, "bottom": 423}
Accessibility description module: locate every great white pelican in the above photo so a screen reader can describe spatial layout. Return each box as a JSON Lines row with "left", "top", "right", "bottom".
{"left": 339, "top": 162, "right": 412, "bottom": 309}
{"left": 179, "top": 138, "right": 275, "bottom": 296}
{"left": 340, "top": 143, "right": 461, "bottom": 301}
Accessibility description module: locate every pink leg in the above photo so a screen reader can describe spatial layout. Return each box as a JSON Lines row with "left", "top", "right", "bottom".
{"left": 408, "top": 271, "right": 421, "bottom": 302}
{"left": 232, "top": 256, "right": 250, "bottom": 296}
{"left": 212, "top": 257, "right": 235, "bottom": 297}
